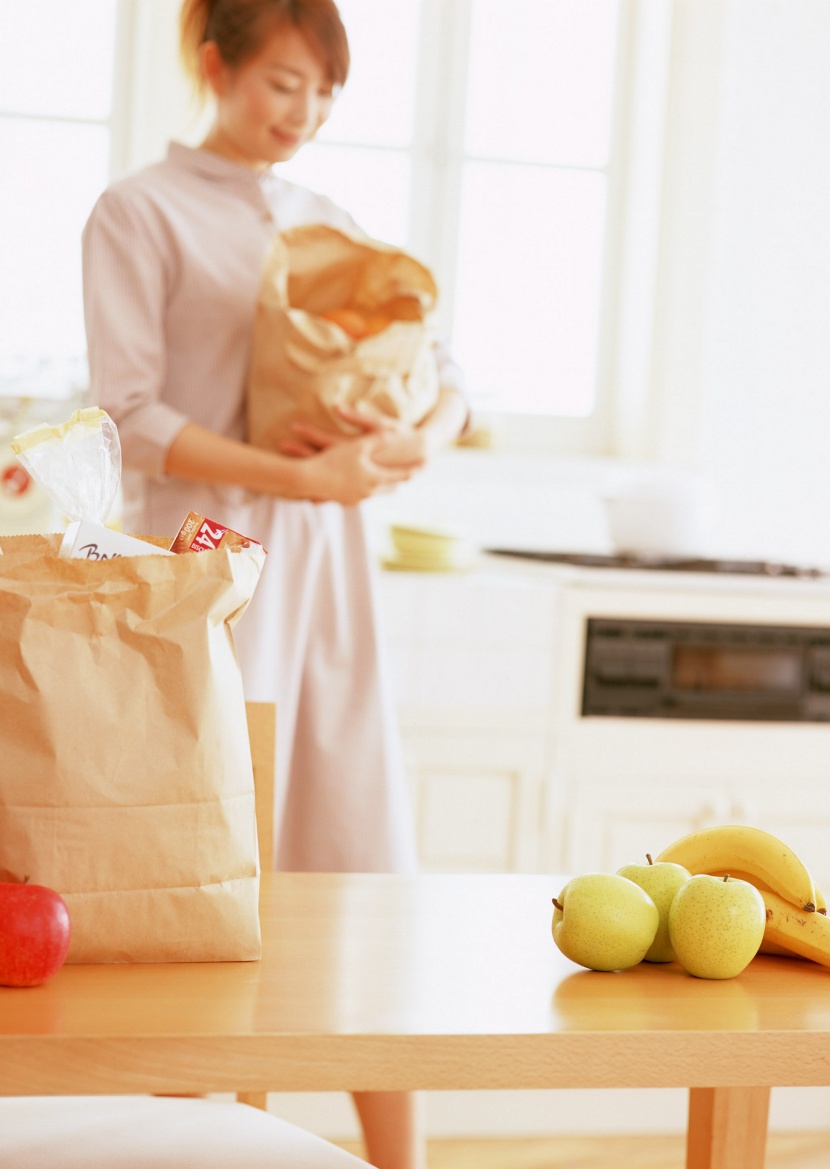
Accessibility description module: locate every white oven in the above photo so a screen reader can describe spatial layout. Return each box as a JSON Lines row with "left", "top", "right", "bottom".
{"left": 542, "top": 565, "right": 830, "bottom": 890}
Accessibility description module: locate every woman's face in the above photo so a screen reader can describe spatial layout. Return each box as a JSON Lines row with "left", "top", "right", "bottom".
{"left": 206, "top": 24, "right": 336, "bottom": 168}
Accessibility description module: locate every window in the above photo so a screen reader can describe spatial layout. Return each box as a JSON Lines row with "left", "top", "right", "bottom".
{"left": 0, "top": 0, "right": 120, "bottom": 396}
{"left": 281, "top": 0, "right": 627, "bottom": 446}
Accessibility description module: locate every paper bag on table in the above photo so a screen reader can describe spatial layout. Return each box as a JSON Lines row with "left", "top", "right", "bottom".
{"left": 0, "top": 531, "right": 264, "bottom": 963}
{"left": 246, "top": 222, "right": 441, "bottom": 452}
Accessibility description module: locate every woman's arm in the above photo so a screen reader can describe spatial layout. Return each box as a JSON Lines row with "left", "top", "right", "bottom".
{"left": 165, "top": 421, "right": 412, "bottom": 505}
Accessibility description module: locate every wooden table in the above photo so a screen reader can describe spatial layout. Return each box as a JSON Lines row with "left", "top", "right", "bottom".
{"left": 2, "top": 872, "right": 829, "bottom": 1169}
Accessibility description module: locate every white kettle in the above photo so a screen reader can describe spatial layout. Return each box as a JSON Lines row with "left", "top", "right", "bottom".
{"left": 604, "top": 474, "right": 717, "bottom": 558}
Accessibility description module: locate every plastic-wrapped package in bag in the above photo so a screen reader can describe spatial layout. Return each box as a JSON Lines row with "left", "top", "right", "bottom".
{"left": 11, "top": 407, "right": 171, "bottom": 558}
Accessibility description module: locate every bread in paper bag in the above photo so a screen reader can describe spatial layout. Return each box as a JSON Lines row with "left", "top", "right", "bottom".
{"left": 247, "top": 223, "right": 441, "bottom": 452}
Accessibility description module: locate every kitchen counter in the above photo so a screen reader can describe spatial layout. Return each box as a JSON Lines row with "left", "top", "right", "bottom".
{"left": 472, "top": 548, "right": 830, "bottom": 596}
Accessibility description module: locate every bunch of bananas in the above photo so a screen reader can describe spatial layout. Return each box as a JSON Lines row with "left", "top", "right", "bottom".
{"left": 656, "top": 825, "right": 830, "bottom": 967}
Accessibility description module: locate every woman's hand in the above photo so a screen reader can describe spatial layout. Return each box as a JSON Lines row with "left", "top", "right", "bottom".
{"left": 281, "top": 405, "right": 432, "bottom": 470}
{"left": 336, "top": 404, "right": 433, "bottom": 469}
{"left": 295, "top": 432, "right": 413, "bottom": 505}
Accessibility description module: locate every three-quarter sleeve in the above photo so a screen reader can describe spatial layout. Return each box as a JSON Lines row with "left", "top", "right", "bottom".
{"left": 82, "top": 189, "right": 190, "bottom": 478}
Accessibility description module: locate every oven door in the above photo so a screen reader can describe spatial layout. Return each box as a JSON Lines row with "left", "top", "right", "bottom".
{"left": 582, "top": 618, "right": 830, "bottom": 722}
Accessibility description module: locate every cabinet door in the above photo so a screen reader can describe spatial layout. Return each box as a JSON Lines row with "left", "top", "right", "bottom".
{"left": 379, "top": 570, "right": 558, "bottom": 729}
{"left": 550, "top": 780, "right": 732, "bottom": 874}
{"left": 403, "top": 731, "right": 546, "bottom": 872}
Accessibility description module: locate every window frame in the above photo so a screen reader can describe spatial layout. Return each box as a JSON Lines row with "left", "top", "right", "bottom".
{"left": 307, "top": 0, "right": 675, "bottom": 458}
{"left": 440, "top": 0, "right": 673, "bottom": 458}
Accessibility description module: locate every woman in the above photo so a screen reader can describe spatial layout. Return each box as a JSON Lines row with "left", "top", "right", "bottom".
{"left": 81, "top": 2, "right": 468, "bottom": 1166}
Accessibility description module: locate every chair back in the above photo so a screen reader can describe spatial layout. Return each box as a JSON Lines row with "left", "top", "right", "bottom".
{"left": 245, "top": 702, "right": 276, "bottom": 870}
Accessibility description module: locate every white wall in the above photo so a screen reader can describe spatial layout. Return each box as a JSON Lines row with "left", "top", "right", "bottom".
{"left": 617, "top": 0, "right": 830, "bottom": 565}
{"left": 693, "top": 0, "right": 830, "bottom": 563}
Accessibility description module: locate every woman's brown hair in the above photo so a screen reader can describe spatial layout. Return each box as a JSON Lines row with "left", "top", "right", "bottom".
{"left": 180, "top": 0, "right": 350, "bottom": 96}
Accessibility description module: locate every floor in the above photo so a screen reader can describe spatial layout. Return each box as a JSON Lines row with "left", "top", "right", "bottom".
{"left": 338, "top": 1132, "right": 830, "bottom": 1169}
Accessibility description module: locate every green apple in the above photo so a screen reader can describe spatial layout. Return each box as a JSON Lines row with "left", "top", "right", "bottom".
{"left": 668, "top": 873, "right": 766, "bottom": 979}
{"left": 551, "top": 873, "right": 659, "bottom": 972}
{"left": 616, "top": 853, "right": 691, "bottom": 963}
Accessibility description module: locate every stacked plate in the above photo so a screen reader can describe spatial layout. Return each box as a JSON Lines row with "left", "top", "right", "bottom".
{"left": 382, "top": 524, "right": 475, "bottom": 573}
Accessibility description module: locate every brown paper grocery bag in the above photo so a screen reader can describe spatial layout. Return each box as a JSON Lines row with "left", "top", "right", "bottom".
{"left": 0, "top": 533, "right": 264, "bottom": 964}
{"left": 247, "top": 223, "right": 440, "bottom": 452}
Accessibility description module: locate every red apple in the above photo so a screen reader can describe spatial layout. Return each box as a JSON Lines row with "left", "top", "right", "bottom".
{"left": 0, "top": 881, "right": 71, "bottom": 987}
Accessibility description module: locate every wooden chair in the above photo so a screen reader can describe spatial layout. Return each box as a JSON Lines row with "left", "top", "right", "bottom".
{"left": 245, "top": 701, "right": 276, "bottom": 875}
{"left": 237, "top": 701, "right": 276, "bottom": 1113}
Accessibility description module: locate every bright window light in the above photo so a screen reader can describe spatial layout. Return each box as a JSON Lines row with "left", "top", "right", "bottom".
{"left": 465, "top": 0, "right": 619, "bottom": 167}
{"left": 0, "top": 0, "right": 116, "bottom": 382}
{"left": 319, "top": 0, "right": 420, "bottom": 148}
{"left": 452, "top": 163, "right": 607, "bottom": 415}
{"left": 0, "top": 0, "right": 117, "bottom": 120}
{"left": 278, "top": 144, "right": 411, "bottom": 246}
{"left": 0, "top": 119, "right": 110, "bottom": 359}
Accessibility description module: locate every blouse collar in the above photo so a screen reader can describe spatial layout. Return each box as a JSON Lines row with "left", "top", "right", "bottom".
{"left": 166, "top": 141, "right": 281, "bottom": 202}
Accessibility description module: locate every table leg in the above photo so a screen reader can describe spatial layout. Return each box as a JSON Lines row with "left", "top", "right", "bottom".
{"left": 687, "top": 1086, "right": 770, "bottom": 1169}
{"left": 236, "top": 1092, "right": 269, "bottom": 1111}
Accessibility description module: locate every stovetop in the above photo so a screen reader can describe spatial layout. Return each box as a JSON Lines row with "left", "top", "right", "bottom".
{"left": 485, "top": 548, "right": 827, "bottom": 579}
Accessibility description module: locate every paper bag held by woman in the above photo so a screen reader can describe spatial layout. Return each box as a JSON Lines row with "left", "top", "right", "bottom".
{"left": 246, "top": 222, "right": 441, "bottom": 452}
